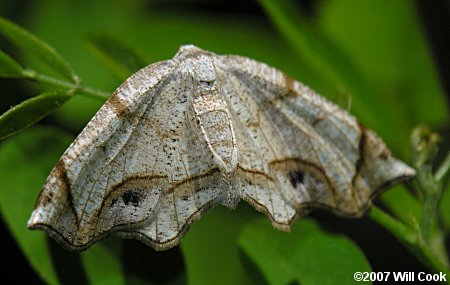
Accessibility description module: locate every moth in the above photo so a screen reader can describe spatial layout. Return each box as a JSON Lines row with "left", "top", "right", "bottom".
{"left": 28, "top": 45, "right": 415, "bottom": 251}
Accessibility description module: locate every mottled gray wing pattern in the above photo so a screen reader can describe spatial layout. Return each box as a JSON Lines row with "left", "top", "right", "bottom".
{"left": 219, "top": 54, "right": 415, "bottom": 224}
{"left": 28, "top": 56, "right": 229, "bottom": 251}
{"left": 92, "top": 66, "right": 231, "bottom": 250}
{"left": 28, "top": 60, "right": 178, "bottom": 250}
{"left": 28, "top": 45, "right": 415, "bottom": 251}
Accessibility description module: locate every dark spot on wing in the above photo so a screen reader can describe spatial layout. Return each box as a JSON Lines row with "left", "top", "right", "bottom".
{"left": 109, "top": 198, "right": 118, "bottom": 208}
{"left": 245, "top": 178, "right": 255, "bottom": 186}
{"left": 199, "top": 80, "right": 213, "bottom": 88}
{"left": 288, "top": 170, "right": 305, "bottom": 188}
{"left": 282, "top": 73, "right": 299, "bottom": 98}
{"left": 122, "top": 190, "right": 143, "bottom": 207}
{"left": 41, "top": 192, "right": 54, "bottom": 207}
{"left": 379, "top": 150, "right": 390, "bottom": 160}
{"left": 284, "top": 73, "right": 295, "bottom": 93}
{"left": 312, "top": 116, "right": 324, "bottom": 127}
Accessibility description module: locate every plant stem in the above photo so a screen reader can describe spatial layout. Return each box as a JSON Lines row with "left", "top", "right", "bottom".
{"left": 78, "top": 86, "right": 111, "bottom": 101}
{"left": 369, "top": 206, "right": 416, "bottom": 247}
{"left": 420, "top": 184, "right": 440, "bottom": 243}
{"left": 22, "top": 69, "right": 110, "bottom": 101}
{"left": 436, "top": 151, "right": 450, "bottom": 183}
{"left": 369, "top": 206, "right": 450, "bottom": 277}
{"left": 410, "top": 126, "right": 445, "bottom": 245}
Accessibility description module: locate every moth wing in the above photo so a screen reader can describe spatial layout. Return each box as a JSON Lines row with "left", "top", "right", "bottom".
{"left": 108, "top": 102, "right": 232, "bottom": 251}
{"left": 27, "top": 60, "right": 178, "bottom": 250}
{"left": 28, "top": 59, "right": 229, "bottom": 251}
{"left": 219, "top": 55, "right": 415, "bottom": 223}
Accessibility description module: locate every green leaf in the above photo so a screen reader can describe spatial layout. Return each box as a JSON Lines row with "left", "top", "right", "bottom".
{"left": 0, "top": 17, "right": 79, "bottom": 83}
{"left": 181, "top": 205, "right": 256, "bottom": 285}
{"left": 239, "top": 218, "right": 372, "bottom": 285}
{"left": 0, "top": 90, "right": 72, "bottom": 140}
{"left": 0, "top": 127, "right": 73, "bottom": 285}
{"left": 81, "top": 240, "right": 126, "bottom": 285}
{"left": 85, "top": 34, "right": 147, "bottom": 80}
{"left": 0, "top": 49, "right": 24, "bottom": 77}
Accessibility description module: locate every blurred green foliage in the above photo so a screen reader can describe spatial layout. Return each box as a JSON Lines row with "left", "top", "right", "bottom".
{"left": 0, "top": 0, "right": 449, "bottom": 284}
{"left": 239, "top": 218, "right": 371, "bottom": 285}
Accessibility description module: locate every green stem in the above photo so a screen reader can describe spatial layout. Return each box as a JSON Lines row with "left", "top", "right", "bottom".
{"left": 369, "top": 206, "right": 416, "bottom": 247}
{"left": 369, "top": 207, "right": 450, "bottom": 278}
{"left": 435, "top": 151, "right": 450, "bottom": 183}
{"left": 415, "top": 152, "right": 448, "bottom": 245}
{"left": 22, "top": 69, "right": 110, "bottom": 101}
{"left": 78, "top": 86, "right": 111, "bottom": 101}
{"left": 419, "top": 183, "right": 440, "bottom": 243}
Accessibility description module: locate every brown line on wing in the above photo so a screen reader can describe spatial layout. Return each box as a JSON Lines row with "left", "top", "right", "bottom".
{"left": 118, "top": 199, "right": 218, "bottom": 251}
{"left": 54, "top": 159, "right": 79, "bottom": 225}
{"left": 269, "top": 157, "right": 337, "bottom": 205}
{"left": 237, "top": 165, "right": 273, "bottom": 181}
{"left": 165, "top": 168, "right": 221, "bottom": 194}
{"left": 350, "top": 123, "right": 367, "bottom": 206}
{"left": 106, "top": 89, "right": 130, "bottom": 117}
